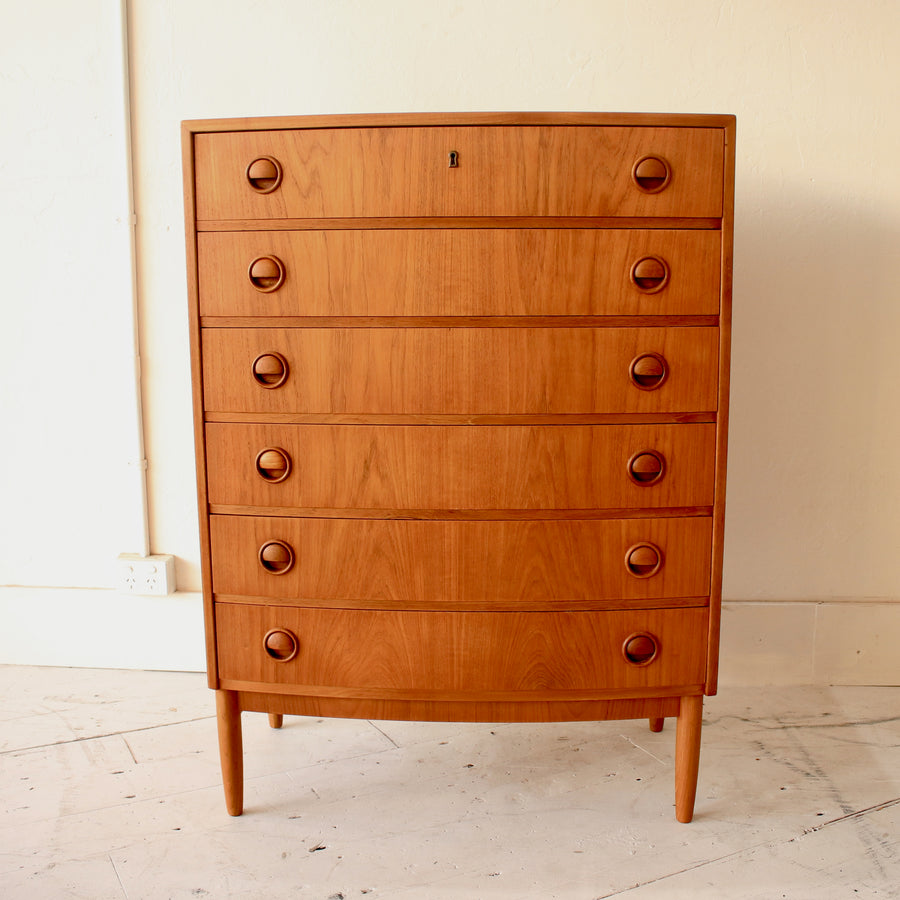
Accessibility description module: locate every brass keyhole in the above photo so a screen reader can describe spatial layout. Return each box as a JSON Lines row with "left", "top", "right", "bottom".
{"left": 448, "top": 150, "right": 459, "bottom": 168}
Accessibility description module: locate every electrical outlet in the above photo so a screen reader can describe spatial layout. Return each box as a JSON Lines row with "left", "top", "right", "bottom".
{"left": 116, "top": 554, "right": 176, "bottom": 596}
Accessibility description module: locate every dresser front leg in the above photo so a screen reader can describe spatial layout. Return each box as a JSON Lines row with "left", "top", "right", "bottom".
{"left": 268, "top": 713, "right": 284, "bottom": 729}
{"left": 674, "top": 694, "right": 703, "bottom": 823}
{"left": 216, "top": 690, "right": 244, "bottom": 816}
{"left": 649, "top": 717, "right": 664, "bottom": 732}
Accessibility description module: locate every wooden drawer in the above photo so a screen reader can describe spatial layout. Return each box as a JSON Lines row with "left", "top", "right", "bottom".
{"left": 197, "top": 229, "right": 721, "bottom": 318}
{"left": 209, "top": 515, "right": 712, "bottom": 608}
{"left": 214, "top": 603, "right": 709, "bottom": 696}
{"left": 201, "top": 327, "right": 719, "bottom": 416}
{"left": 204, "top": 423, "right": 716, "bottom": 511}
{"left": 193, "top": 126, "right": 724, "bottom": 220}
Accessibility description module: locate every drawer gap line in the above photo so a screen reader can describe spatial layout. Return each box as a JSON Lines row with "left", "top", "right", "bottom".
{"left": 206, "top": 505, "right": 715, "bottom": 520}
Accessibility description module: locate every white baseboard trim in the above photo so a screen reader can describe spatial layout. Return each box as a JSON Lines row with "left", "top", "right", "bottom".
{"left": 2, "top": 588, "right": 897, "bottom": 685}
{"left": 0, "top": 586, "right": 205, "bottom": 672}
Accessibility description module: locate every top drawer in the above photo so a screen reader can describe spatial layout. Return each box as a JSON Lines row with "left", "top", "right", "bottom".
{"left": 193, "top": 126, "right": 725, "bottom": 221}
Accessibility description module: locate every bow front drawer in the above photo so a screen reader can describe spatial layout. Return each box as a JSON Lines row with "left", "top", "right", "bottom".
{"left": 197, "top": 229, "right": 722, "bottom": 317}
{"left": 193, "top": 126, "right": 724, "bottom": 220}
{"left": 204, "top": 422, "right": 716, "bottom": 512}
{"left": 201, "top": 327, "right": 719, "bottom": 416}
{"left": 209, "top": 514, "right": 713, "bottom": 607}
{"left": 215, "top": 603, "right": 710, "bottom": 697}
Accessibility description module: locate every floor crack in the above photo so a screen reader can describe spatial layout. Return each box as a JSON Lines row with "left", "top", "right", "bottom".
{"left": 619, "top": 734, "right": 666, "bottom": 765}
{"left": 592, "top": 840, "right": 776, "bottom": 898}
{"left": 367, "top": 721, "right": 400, "bottom": 749}
{"left": 710, "top": 713, "right": 900, "bottom": 730}
{"left": 109, "top": 853, "right": 129, "bottom": 899}
{"left": 121, "top": 734, "right": 138, "bottom": 764}
{"left": 801, "top": 796, "right": 900, "bottom": 834}
{"left": 1, "top": 715, "right": 216, "bottom": 755}
{"left": 594, "top": 796, "right": 900, "bottom": 897}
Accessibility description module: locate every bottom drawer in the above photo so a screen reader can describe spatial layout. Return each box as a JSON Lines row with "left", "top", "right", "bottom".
{"left": 214, "top": 603, "right": 708, "bottom": 699}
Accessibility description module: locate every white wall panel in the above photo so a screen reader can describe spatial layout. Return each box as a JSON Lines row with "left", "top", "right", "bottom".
{"left": 0, "top": 1, "right": 147, "bottom": 588}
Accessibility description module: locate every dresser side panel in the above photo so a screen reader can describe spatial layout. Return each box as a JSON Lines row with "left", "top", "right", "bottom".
{"left": 706, "top": 118, "right": 737, "bottom": 694}
{"left": 182, "top": 125, "right": 219, "bottom": 688}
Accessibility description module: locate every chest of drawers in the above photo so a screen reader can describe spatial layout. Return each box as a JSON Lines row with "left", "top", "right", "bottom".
{"left": 182, "top": 112, "right": 735, "bottom": 822}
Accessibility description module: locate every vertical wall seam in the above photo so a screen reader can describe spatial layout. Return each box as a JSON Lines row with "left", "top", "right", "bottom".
{"left": 119, "top": 0, "right": 151, "bottom": 558}
{"left": 811, "top": 600, "right": 821, "bottom": 684}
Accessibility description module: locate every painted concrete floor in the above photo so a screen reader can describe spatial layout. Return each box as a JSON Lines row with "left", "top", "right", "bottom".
{"left": 1, "top": 666, "right": 898, "bottom": 899}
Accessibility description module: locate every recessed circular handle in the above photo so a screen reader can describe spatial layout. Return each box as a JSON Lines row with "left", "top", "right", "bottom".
{"left": 248, "top": 256, "right": 286, "bottom": 292}
{"left": 627, "top": 449, "right": 666, "bottom": 486}
{"left": 622, "top": 632, "right": 660, "bottom": 666}
{"left": 632, "top": 156, "right": 671, "bottom": 193}
{"left": 255, "top": 447, "right": 292, "bottom": 483}
{"left": 630, "top": 256, "right": 669, "bottom": 293}
{"left": 246, "top": 156, "right": 283, "bottom": 193}
{"left": 263, "top": 628, "right": 298, "bottom": 662}
{"left": 629, "top": 353, "right": 668, "bottom": 390}
{"left": 258, "top": 540, "right": 295, "bottom": 575}
{"left": 252, "top": 352, "right": 289, "bottom": 389}
{"left": 625, "top": 543, "right": 663, "bottom": 579}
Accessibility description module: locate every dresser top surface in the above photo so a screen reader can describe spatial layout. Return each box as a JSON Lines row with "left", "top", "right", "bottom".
{"left": 182, "top": 111, "right": 736, "bottom": 136}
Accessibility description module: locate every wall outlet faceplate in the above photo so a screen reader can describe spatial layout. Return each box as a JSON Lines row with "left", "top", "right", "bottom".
{"left": 116, "top": 553, "right": 176, "bottom": 596}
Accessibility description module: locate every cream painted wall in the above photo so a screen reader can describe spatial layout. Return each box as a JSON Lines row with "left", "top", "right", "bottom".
{"left": 129, "top": 0, "right": 900, "bottom": 603}
{"left": 3, "top": 1, "right": 898, "bottom": 681}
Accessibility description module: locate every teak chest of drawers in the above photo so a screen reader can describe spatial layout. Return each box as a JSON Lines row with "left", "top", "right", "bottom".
{"left": 182, "top": 112, "right": 735, "bottom": 822}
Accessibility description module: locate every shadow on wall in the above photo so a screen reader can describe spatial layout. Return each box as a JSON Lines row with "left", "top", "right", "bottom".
{"left": 723, "top": 176, "right": 900, "bottom": 601}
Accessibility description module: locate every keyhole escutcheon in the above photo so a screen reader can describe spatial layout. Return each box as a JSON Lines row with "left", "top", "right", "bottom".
{"left": 448, "top": 150, "right": 459, "bottom": 168}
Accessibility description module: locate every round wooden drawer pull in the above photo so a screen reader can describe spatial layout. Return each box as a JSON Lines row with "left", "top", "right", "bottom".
{"left": 248, "top": 256, "right": 286, "bottom": 292}
{"left": 255, "top": 447, "right": 291, "bottom": 483}
{"left": 630, "top": 256, "right": 669, "bottom": 292}
{"left": 628, "top": 450, "right": 665, "bottom": 485}
{"left": 246, "top": 157, "right": 283, "bottom": 193}
{"left": 625, "top": 542, "right": 663, "bottom": 578}
{"left": 623, "top": 632, "right": 660, "bottom": 666}
{"left": 264, "top": 628, "right": 298, "bottom": 662}
{"left": 258, "top": 540, "right": 295, "bottom": 575}
{"left": 629, "top": 353, "right": 668, "bottom": 390}
{"left": 632, "top": 156, "right": 671, "bottom": 193}
{"left": 252, "top": 352, "right": 289, "bottom": 389}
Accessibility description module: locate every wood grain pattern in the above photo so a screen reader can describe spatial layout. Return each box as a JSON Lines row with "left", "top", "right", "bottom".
{"left": 208, "top": 515, "right": 713, "bottom": 607}
{"left": 185, "top": 111, "right": 736, "bottom": 134}
{"left": 234, "top": 690, "right": 687, "bottom": 724}
{"left": 215, "top": 690, "right": 243, "bottom": 815}
{"left": 197, "top": 229, "right": 721, "bottom": 317}
{"left": 200, "top": 316, "right": 720, "bottom": 330}
{"left": 208, "top": 505, "right": 713, "bottom": 521}
{"left": 215, "top": 592, "right": 707, "bottom": 612}
{"left": 675, "top": 694, "right": 704, "bottom": 822}
{"left": 223, "top": 680, "right": 697, "bottom": 703}
{"left": 197, "top": 216, "right": 723, "bottom": 232}
{"left": 204, "top": 422, "right": 717, "bottom": 511}
{"left": 194, "top": 126, "right": 724, "bottom": 220}
{"left": 182, "top": 123, "right": 220, "bottom": 687}
{"left": 201, "top": 327, "right": 719, "bottom": 416}
{"left": 215, "top": 604, "right": 709, "bottom": 695}
{"left": 184, "top": 113, "right": 734, "bottom": 821}
{"left": 203, "top": 411, "right": 717, "bottom": 426}
{"left": 706, "top": 117, "right": 737, "bottom": 696}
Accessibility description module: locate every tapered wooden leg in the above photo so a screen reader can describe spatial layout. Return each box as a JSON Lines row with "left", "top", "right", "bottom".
{"left": 649, "top": 717, "right": 664, "bottom": 732}
{"left": 675, "top": 694, "right": 703, "bottom": 823}
{"left": 268, "top": 713, "right": 284, "bottom": 729}
{"left": 216, "top": 690, "right": 243, "bottom": 816}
